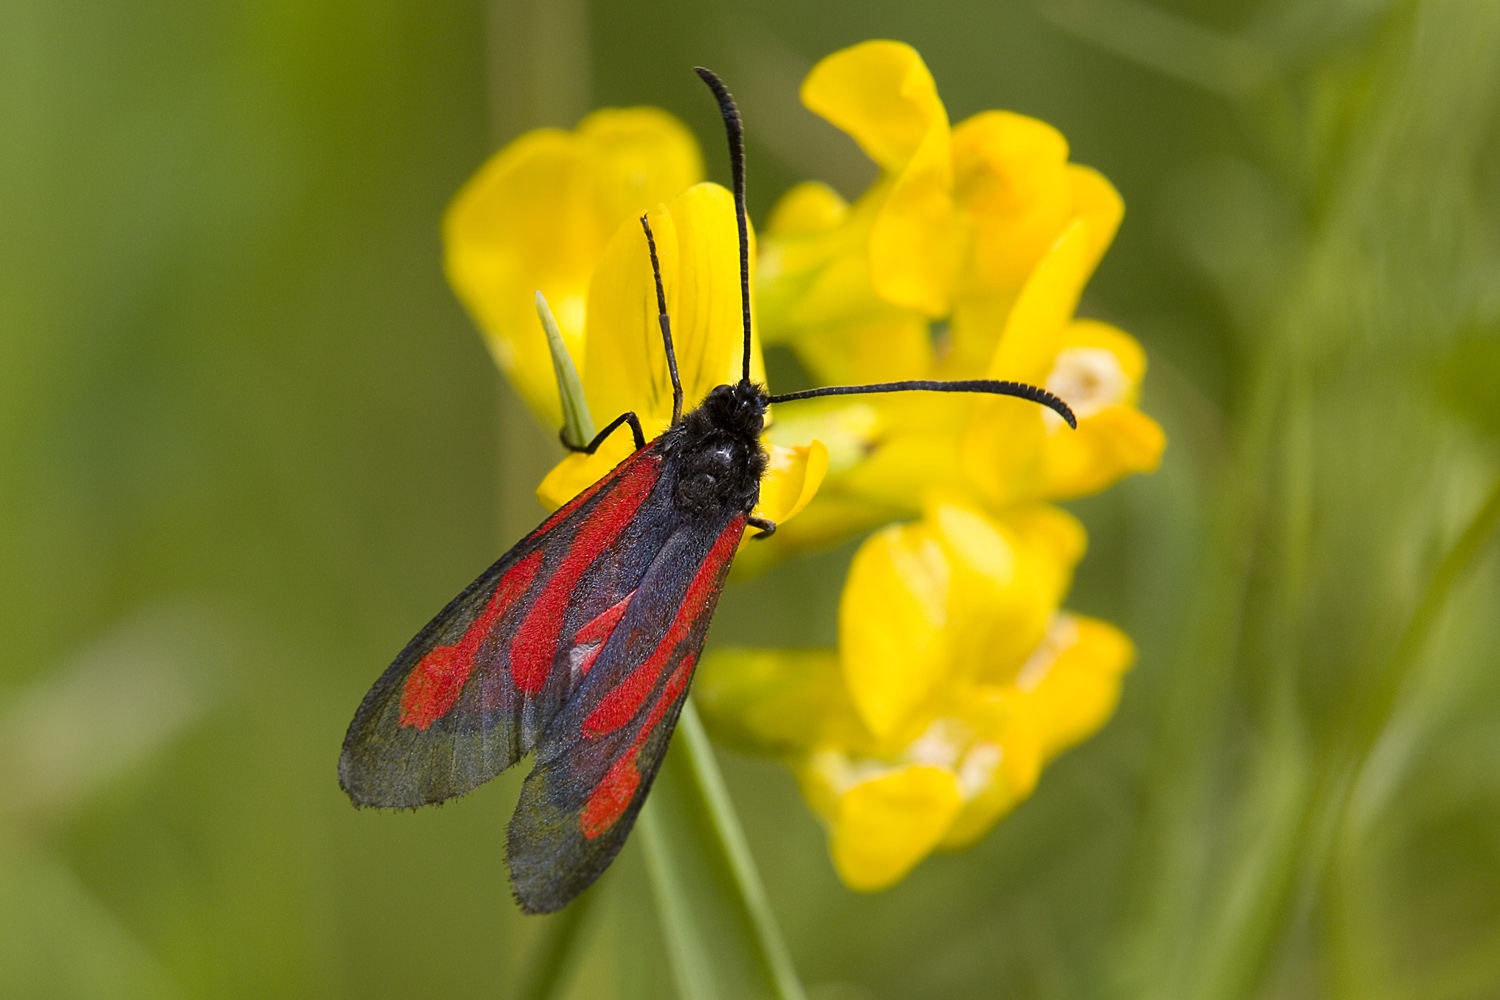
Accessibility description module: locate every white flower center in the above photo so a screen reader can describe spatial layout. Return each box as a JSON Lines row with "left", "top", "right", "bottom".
{"left": 1044, "top": 346, "right": 1129, "bottom": 426}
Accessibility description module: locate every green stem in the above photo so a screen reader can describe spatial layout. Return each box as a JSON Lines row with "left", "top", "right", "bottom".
{"left": 1344, "top": 473, "right": 1500, "bottom": 767}
{"left": 676, "top": 700, "right": 808, "bottom": 1000}
{"left": 1315, "top": 471, "right": 1500, "bottom": 997}
{"left": 516, "top": 888, "right": 595, "bottom": 1000}
{"left": 639, "top": 805, "right": 720, "bottom": 1000}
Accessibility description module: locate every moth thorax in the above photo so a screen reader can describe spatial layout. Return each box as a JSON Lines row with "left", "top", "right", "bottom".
{"left": 671, "top": 383, "right": 768, "bottom": 516}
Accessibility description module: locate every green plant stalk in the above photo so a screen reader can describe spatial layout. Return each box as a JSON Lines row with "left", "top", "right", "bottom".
{"left": 516, "top": 889, "right": 596, "bottom": 1000}
{"left": 1182, "top": 425, "right": 1500, "bottom": 1000}
{"left": 1340, "top": 473, "right": 1500, "bottom": 770}
{"left": 639, "top": 804, "right": 721, "bottom": 1000}
{"left": 676, "top": 700, "right": 808, "bottom": 1000}
{"left": 1319, "top": 472, "right": 1500, "bottom": 997}
{"left": 639, "top": 700, "right": 809, "bottom": 1000}
{"left": 1113, "top": 329, "right": 1285, "bottom": 1000}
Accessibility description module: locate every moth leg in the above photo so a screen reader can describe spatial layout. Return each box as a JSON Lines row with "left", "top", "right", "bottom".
{"left": 747, "top": 514, "right": 776, "bottom": 538}
{"left": 561, "top": 411, "right": 646, "bottom": 454}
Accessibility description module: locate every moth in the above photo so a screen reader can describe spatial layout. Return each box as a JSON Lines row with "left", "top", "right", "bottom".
{"left": 339, "top": 68, "right": 1076, "bottom": 914}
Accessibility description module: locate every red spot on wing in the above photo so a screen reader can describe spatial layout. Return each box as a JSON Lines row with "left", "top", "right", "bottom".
{"left": 577, "top": 656, "right": 695, "bottom": 840}
{"left": 639, "top": 655, "right": 694, "bottom": 742}
{"left": 510, "top": 457, "right": 660, "bottom": 695}
{"left": 572, "top": 593, "right": 633, "bottom": 679}
{"left": 579, "top": 750, "right": 641, "bottom": 839}
{"left": 580, "top": 657, "right": 662, "bottom": 740}
{"left": 576, "top": 594, "right": 633, "bottom": 645}
{"left": 581, "top": 517, "right": 744, "bottom": 739}
{"left": 399, "top": 550, "right": 545, "bottom": 730}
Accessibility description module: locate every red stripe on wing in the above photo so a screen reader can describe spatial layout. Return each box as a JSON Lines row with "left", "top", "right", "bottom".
{"left": 509, "top": 456, "right": 662, "bottom": 695}
{"left": 579, "top": 653, "right": 696, "bottom": 839}
{"left": 399, "top": 549, "right": 546, "bottom": 730}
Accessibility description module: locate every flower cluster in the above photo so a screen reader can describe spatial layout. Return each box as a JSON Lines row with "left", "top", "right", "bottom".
{"left": 442, "top": 41, "right": 1162, "bottom": 892}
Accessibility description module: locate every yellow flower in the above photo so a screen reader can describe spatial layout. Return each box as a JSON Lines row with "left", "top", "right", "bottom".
{"left": 444, "top": 108, "right": 702, "bottom": 426}
{"left": 744, "top": 41, "right": 1164, "bottom": 563}
{"left": 444, "top": 121, "right": 826, "bottom": 528}
{"left": 811, "top": 613, "right": 1134, "bottom": 889}
{"left": 696, "top": 496, "right": 1134, "bottom": 890}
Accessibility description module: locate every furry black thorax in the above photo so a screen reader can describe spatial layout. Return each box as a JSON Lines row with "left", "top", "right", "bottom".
{"left": 662, "top": 381, "right": 768, "bottom": 517}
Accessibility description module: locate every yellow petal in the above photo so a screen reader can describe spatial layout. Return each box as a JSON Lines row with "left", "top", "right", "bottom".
{"left": 762, "top": 242, "right": 890, "bottom": 349}
{"left": 583, "top": 183, "right": 765, "bottom": 426}
{"left": 839, "top": 521, "right": 952, "bottom": 739}
{"left": 985, "top": 218, "right": 1098, "bottom": 384}
{"left": 1049, "top": 319, "right": 1147, "bottom": 414}
{"left": 764, "top": 398, "right": 881, "bottom": 475}
{"left": 829, "top": 764, "right": 963, "bottom": 891}
{"left": 949, "top": 219, "right": 1106, "bottom": 504}
{"left": 578, "top": 108, "right": 705, "bottom": 226}
{"left": 533, "top": 426, "right": 654, "bottom": 510}
{"left": 1068, "top": 318, "right": 1145, "bottom": 381}
{"left": 868, "top": 116, "right": 959, "bottom": 315}
{"left": 693, "top": 648, "right": 868, "bottom": 754}
{"left": 822, "top": 393, "right": 978, "bottom": 511}
{"left": 1014, "top": 614, "right": 1135, "bottom": 758}
{"left": 958, "top": 168, "right": 1123, "bottom": 387}
{"left": 951, "top": 111, "right": 1075, "bottom": 298}
{"left": 1027, "top": 318, "right": 1162, "bottom": 499}
{"left": 444, "top": 130, "right": 606, "bottom": 425}
{"left": 817, "top": 42, "right": 962, "bottom": 316}
{"left": 766, "top": 180, "right": 849, "bottom": 237}
{"left": 786, "top": 313, "right": 936, "bottom": 386}
{"left": 961, "top": 314, "right": 1163, "bottom": 507}
{"left": 930, "top": 500, "right": 1052, "bottom": 674}
{"left": 1037, "top": 404, "right": 1166, "bottom": 499}
{"left": 729, "top": 400, "right": 900, "bottom": 574}
{"left": 757, "top": 183, "right": 904, "bottom": 359}
{"left": 941, "top": 743, "right": 1043, "bottom": 848}
{"left": 913, "top": 500, "right": 1084, "bottom": 683}
{"left": 956, "top": 396, "right": 1047, "bottom": 509}
{"left": 940, "top": 614, "right": 1131, "bottom": 849}
{"left": 444, "top": 109, "right": 702, "bottom": 426}
{"left": 1065, "top": 164, "right": 1124, "bottom": 280}
{"left": 751, "top": 440, "right": 829, "bottom": 530}
{"left": 801, "top": 41, "right": 947, "bottom": 172}
{"left": 729, "top": 492, "right": 902, "bottom": 579}
{"left": 1002, "top": 504, "right": 1088, "bottom": 585}
{"left": 937, "top": 696, "right": 1042, "bottom": 849}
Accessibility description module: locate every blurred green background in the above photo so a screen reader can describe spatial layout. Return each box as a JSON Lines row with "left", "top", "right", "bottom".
{"left": 3, "top": 0, "right": 1500, "bottom": 997}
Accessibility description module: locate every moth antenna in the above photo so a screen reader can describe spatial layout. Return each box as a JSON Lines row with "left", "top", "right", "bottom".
{"left": 767, "top": 378, "right": 1079, "bottom": 429}
{"left": 640, "top": 215, "right": 684, "bottom": 425}
{"left": 693, "top": 67, "right": 753, "bottom": 386}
